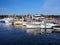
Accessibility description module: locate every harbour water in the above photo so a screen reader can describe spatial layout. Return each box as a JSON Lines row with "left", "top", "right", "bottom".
{"left": 0, "top": 24, "right": 60, "bottom": 45}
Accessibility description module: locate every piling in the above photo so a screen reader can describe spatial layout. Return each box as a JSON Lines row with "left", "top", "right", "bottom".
{"left": 44, "top": 17, "right": 46, "bottom": 33}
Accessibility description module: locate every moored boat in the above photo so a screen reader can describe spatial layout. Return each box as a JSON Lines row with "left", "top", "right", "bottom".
{"left": 40, "top": 22, "right": 56, "bottom": 29}
{"left": 26, "top": 23, "right": 40, "bottom": 29}
{"left": 0, "top": 19, "right": 12, "bottom": 25}
{"left": 0, "top": 19, "right": 5, "bottom": 23}
{"left": 53, "top": 26, "right": 60, "bottom": 30}
{"left": 26, "top": 22, "right": 56, "bottom": 29}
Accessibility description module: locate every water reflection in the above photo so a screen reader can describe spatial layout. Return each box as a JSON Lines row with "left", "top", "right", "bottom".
{"left": 0, "top": 24, "right": 54, "bottom": 34}
{"left": 13, "top": 25, "right": 53, "bottom": 35}
{"left": 26, "top": 28, "right": 41, "bottom": 35}
{"left": 40, "top": 29, "right": 53, "bottom": 34}
{"left": 26, "top": 29, "right": 53, "bottom": 35}
{"left": 14, "top": 25, "right": 26, "bottom": 30}
{"left": 0, "top": 24, "right": 60, "bottom": 45}
{"left": 13, "top": 25, "right": 53, "bottom": 34}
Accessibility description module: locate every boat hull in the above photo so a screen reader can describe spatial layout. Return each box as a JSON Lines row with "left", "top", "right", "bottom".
{"left": 40, "top": 25, "right": 52, "bottom": 29}
{"left": 14, "top": 21, "right": 23, "bottom": 25}
{"left": 26, "top": 24, "right": 40, "bottom": 29}
{"left": 53, "top": 26, "right": 60, "bottom": 30}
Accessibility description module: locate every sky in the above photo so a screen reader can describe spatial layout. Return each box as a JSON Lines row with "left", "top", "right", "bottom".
{"left": 0, "top": 0, "right": 60, "bottom": 15}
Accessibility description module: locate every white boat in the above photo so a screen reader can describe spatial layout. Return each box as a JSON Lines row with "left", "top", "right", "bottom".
{"left": 26, "top": 22, "right": 56, "bottom": 29}
{"left": 26, "top": 24, "right": 40, "bottom": 28}
{"left": 14, "top": 19, "right": 27, "bottom": 25}
{"left": 26, "top": 23, "right": 40, "bottom": 28}
{"left": 53, "top": 26, "right": 60, "bottom": 30}
{"left": 0, "top": 19, "right": 11, "bottom": 25}
{"left": 3, "top": 17, "right": 13, "bottom": 25}
{"left": 32, "top": 22, "right": 41, "bottom": 25}
{"left": 40, "top": 22, "right": 56, "bottom": 29}
{"left": 23, "top": 22, "right": 28, "bottom": 26}
{"left": 14, "top": 21, "right": 23, "bottom": 25}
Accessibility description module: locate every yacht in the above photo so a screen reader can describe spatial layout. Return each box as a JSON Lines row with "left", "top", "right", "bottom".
{"left": 26, "top": 21, "right": 40, "bottom": 28}
{"left": 53, "top": 26, "right": 60, "bottom": 30}
{"left": 26, "top": 23, "right": 40, "bottom": 28}
{"left": 40, "top": 22, "right": 57, "bottom": 29}
{"left": 0, "top": 17, "right": 13, "bottom": 25}
{"left": 14, "top": 18, "right": 28, "bottom": 26}
{"left": 14, "top": 19, "right": 23, "bottom": 25}
{"left": 26, "top": 22, "right": 56, "bottom": 29}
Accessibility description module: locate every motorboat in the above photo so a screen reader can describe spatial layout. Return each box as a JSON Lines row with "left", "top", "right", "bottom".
{"left": 0, "top": 17, "right": 13, "bottom": 25}
{"left": 26, "top": 22, "right": 40, "bottom": 28}
{"left": 26, "top": 24, "right": 40, "bottom": 28}
{"left": 14, "top": 21, "right": 23, "bottom": 25}
{"left": 0, "top": 19, "right": 11, "bottom": 25}
{"left": 53, "top": 26, "right": 60, "bottom": 30}
{"left": 14, "top": 19, "right": 28, "bottom": 26}
{"left": 32, "top": 22, "right": 41, "bottom": 25}
{"left": 40, "top": 22, "right": 57, "bottom": 29}
{"left": 0, "top": 19, "right": 5, "bottom": 23}
{"left": 23, "top": 22, "right": 28, "bottom": 26}
{"left": 26, "top": 22, "right": 56, "bottom": 29}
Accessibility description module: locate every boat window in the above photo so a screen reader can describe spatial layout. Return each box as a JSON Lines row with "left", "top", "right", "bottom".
{"left": 0, "top": 21, "right": 5, "bottom": 23}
